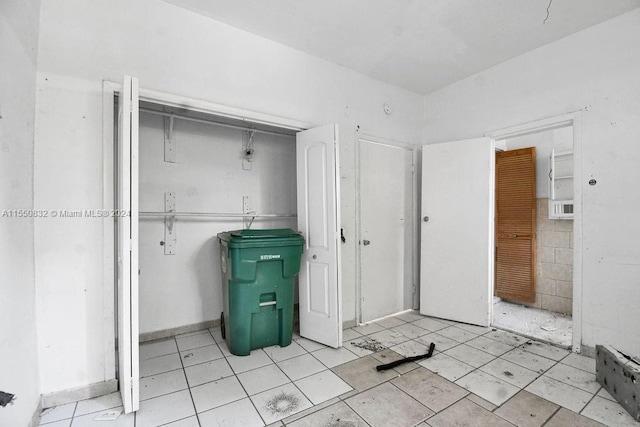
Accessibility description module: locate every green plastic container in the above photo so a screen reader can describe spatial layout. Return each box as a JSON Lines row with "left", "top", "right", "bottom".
{"left": 217, "top": 229, "right": 305, "bottom": 356}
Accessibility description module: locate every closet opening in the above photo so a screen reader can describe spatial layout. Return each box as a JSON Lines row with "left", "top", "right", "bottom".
{"left": 492, "top": 124, "right": 575, "bottom": 348}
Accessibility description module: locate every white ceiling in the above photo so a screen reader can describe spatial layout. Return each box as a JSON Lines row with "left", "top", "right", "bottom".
{"left": 162, "top": 0, "right": 640, "bottom": 94}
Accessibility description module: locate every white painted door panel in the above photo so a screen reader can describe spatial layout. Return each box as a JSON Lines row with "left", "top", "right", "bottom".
{"left": 297, "top": 124, "right": 342, "bottom": 348}
{"left": 420, "top": 138, "right": 494, "bottom": 327}
{"left": 360, "top": 139, "right": 414, "bottom": 322}
{"left": 117, "top": 75, "right": 140, "bottom": 413}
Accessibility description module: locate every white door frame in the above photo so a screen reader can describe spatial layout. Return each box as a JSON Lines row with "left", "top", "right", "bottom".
{"left": 355, "top": 131, "right": 418, "bottom": 324}
{"left": 485, "top": 112, "right": 583, "bottom": 353}
{"left": 101, "top": 81, "right": 325, "bottom": 385}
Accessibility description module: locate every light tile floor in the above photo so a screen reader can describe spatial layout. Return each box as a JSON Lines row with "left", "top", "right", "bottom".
{"left": 39, "top": 311, "right": 640, "bottom": 426}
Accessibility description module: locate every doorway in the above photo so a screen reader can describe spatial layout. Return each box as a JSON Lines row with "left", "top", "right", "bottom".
{"left": 492, "top": 125, "right": 575, "bottom": 348}
{"left": 357, "top": 136, "right": 416, "bottom": 323}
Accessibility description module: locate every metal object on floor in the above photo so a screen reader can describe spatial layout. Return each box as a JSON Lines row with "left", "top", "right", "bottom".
{"left": 375, "top": 342, "right": 436, "bottom": 371}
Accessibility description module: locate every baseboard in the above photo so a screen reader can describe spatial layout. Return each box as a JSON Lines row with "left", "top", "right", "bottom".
{"left": 30, "top": 400, "right": 42, "bottom": 427}
{"left": 41, "top": 379, "right": 117, "bottom": 409}
{"left": 580, "top": 343, "right": 597, "bottom": 358}
{"left": 139, "top": 320, "right": 219, "bottom": 343}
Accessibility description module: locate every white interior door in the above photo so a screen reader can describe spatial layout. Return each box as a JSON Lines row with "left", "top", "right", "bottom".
{"left": 297, "top": 124, "right": 342, "bottom": 347}
{"left": 359, "top": 138, "right": 414, "bottom": 322}
{"left": 117, "top": 75, "right": 140, "bottom": 413}
{"left": 420, "top": 137, "right": 495, "bottom": 326}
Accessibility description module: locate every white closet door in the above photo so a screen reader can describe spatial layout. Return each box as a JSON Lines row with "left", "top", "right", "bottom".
{"left": 420, "top": 137, "right": 495, "bottom": 326}
{"left": 117, "top": 75, "right": 140, "bottom": 413}
{"left": 296, "top": 124, "right": 342, "bottom": 347}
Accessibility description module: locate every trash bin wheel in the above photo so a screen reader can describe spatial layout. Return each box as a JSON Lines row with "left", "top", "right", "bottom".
{"left": 220, "top": 312, "right": 226, "bottom": 340}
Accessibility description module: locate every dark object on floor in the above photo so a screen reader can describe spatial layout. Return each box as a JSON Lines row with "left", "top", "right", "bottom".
{"left": 596, "top": 344, "right": 640, "bottom": 421}
{"left": 376, "top": 342, "right": 436, "bottom": 371}
{"left": 0, "top": 391, "right": 15, "bottom": 407}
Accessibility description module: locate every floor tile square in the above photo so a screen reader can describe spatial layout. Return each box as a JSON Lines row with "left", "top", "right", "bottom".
{"left": 175, "top": 331, "right": 215, "bottom": 352}
{"left": 545, "top": 363, "right": 600, "bottom": 393}
{"left": 190, "top": 376, "right": 247, "bottom": 413}
{"left": 560, "top": 352, "right": 596, "bottom": 374}
{"left": 390, "top": 339, "right": 430, "bottom": 357}
{"left": 466, "top": 335, "right": 514, "bottom": 356}
{"left": 140, "top": 338, "right": 178, "bottom": 360}
{"left": 40, "top": 402, "right": 77, "bottom": 424}
{"left": 426, "top": 398, "right": 514, "bottom": 427}
{"left": 370, "top": 349, "right": 420, "bottom": 374}
{"left": 455, "top": 323, "right": 493, "bottom": 335}
{"left": 484, "top": 329, "right": 528, "bottom": 347}
{"left": 519, "top": 340, "right": 570, "bottom": 361}
{"left": 479, "top": 358, "right": 540, "bottom": 388}
{"left": 494, "top": 390, "right": 559, "bottom": 427}
{"left": 436, "top": 325, "right": 479, "bottom": 343}
{"left": 162, "top": 416, "right": 200, "bottom": 426}
{"left": 445, "top": 344, "right": 496, "bottom": 368}
{"left": 331, "top": 355, "right": 398, "bottom": 391}
{"left": 545, "top": 408, "right": 606, "bottom": 427}
{"left": 525, "top": 376, "right": 593, "bottom": 412}
{"left": 351, "top": 322, "right": 385, "bottom": 335}
{"left": 393, "top": 310, "right": 426, "bottom": 323}
{"left": 287, "top": 401, "right": 368, "bottom": 427}
{"left": 209, "top": 327, "right": 223, "bottom": 343}
{"left": 180, "top": 344, "right": 223, "bottom": 367}
{"left": 455, "top": 370, "right": 520, "bottom": 406}
{"left": 226, "top": 349, "right": 273, "bottom": 374}
{"left": 580, "top": 395, "right": 639, "bottom": 427}
{"left": 373, "top": 316, "right": 406, "bottom": 329}
{"left": 139, "top": 369, "right": 188, "bottom": 401}
{"left": 366, "top": 329, "right": 410, "bottom": 347}
{"left": 39, "top": 420, "right": 70, "bottom": 427}
{"left": 390, "top": 322, "right": 428, "bottom": 339}
{"left": 312, "top": 347, "right": 358, "bottom": 368}
{"left": 135, "top": 390, "right": 195, "bottom": 427}
{"left": 596, "top": 387, "right": 617, "bottom": 402}
{"left": 415, "top": 332, "right": 460, "bottom": 352}
{"left": 342, "top": 328, "right": 362, "bottom": 341}
{"left": 391, "top": 367, "right": 468, "bottom": 412}
{"left": 74, "top": 392, "right": 122, "bottom": 417}
{"left": 466, "top": 393, "right": 497, "bottom": 411}
{"left": 263, "top": 341, "right": 307, "bottom": 362}
{"left": 237, "top": 364, "right": 291, "bottom": 395}
{"left": 198, "top": 397, "right": 264, "bottom": 427}
{"left": 295, "top": 370, "right": 352, "bottom": 404}
{"left": 70, "top": 407, "right": 134, "bottom": 426}
{"left": 501, "top": 347, "right": 556, "bottom": 374}
{"left": 140, "top": 352, "right": 182, "bottom": 378}
{"left": 411, "top": 317, "right": 449, "bottom": 332}
{"left": 184, "top": 358, "right": 234, "bottom": 387}
{"left": 294, "top": 337, "right": 328, "bottom": 352}
{"left": 277, "top": 353, "right": 326, "bottom": 381}
{"left": 418, "top": 352, "right": 475, "bottom": 381}
{"left": 250, "top": 383, "right": 313, "bottom": 424}
{"left": 345, "top": 382, "right": 433, "bottom": 427}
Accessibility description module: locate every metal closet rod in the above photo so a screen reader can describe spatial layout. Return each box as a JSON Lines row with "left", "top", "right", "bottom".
{"left": 139, "top": 108, "right": 297, "bottom": 138}
{"left": 139, "top": 211, "right": 296, "bottom": 218}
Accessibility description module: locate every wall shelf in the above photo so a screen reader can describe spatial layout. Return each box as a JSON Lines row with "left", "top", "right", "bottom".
{"left": 549, "top": 149, "right": 574, "bottom": 219}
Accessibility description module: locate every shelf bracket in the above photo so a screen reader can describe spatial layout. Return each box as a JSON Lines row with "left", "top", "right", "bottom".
{"left": 164, "top": 115, "right": 176, "bottom": 163}
{"left": 164, "top": 192, "right": 177, "bottom": 255}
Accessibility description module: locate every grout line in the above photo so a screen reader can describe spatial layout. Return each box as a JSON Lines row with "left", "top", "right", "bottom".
{"left": 174, "top": 334, "right": 202, "bottom": 427}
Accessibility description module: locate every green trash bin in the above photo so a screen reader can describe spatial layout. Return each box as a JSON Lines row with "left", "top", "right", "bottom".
{"left": 217, "top": 228, "right": 305, "bottom": 356}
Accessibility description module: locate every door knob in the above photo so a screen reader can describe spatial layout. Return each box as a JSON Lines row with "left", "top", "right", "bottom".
{"left": 363, "top": 240, "right": 371, "bottom": 246}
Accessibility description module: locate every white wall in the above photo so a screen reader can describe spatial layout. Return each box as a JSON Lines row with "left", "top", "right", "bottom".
{"left": 34, "top": 0, "right": 423, "bottom": 394}
{"left": 138, "top": 113, "right": 297, "bottom": 334}
{"left": 0, "top": 1, "right": 41, "bottom": 425}
{"left": 423, "top": 9, "right": 640, "bottom": 355}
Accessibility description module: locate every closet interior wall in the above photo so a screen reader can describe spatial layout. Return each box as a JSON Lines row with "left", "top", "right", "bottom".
{"left": 138, "top": 111, "right": 297, "bottom": 336}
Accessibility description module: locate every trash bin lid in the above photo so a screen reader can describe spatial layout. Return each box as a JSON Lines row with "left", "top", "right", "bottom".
{"left": 218, "top": 228, "right": 305, "bottom": 248}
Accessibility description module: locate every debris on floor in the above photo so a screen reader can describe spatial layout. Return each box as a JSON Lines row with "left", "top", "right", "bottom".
{"left": 0, "top": 391, "right": 15, "bottom": 407}
{"left": 350, "top": 337, "right": 385, "bottom": 352}
{"left": 93, "top": 409, "right": 122, "bottom": 421}
{"left": 265, "top": 392, "right": 300, "bottom": 416}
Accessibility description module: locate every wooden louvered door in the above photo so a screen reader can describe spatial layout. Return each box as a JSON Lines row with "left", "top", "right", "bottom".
{"left": 495, "top": 147, "right": 536, "bottom": 302}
